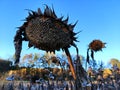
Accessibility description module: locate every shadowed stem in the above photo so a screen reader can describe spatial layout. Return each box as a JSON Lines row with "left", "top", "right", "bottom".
{"left": 65, "top": 48, "right": 76, "bottom": 80}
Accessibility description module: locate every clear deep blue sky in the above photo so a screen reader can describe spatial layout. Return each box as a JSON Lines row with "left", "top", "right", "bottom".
{"left": 0, "top": 0, "right": 120, "bottom": 64}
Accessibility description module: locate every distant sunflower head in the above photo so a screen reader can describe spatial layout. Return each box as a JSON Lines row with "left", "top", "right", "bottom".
{"left": 89, "top": 39, "right": 106, "bottom": 52}
{"left": 51, "top": 56, "right": 59, "bottom": 63}
{"left": 86, "top": 39, "right": 106, "bottom": 63}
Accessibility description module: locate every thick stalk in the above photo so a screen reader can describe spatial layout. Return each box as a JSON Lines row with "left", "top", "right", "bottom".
{"left": 65, "top": 48, "right": 76, "bottom": 80}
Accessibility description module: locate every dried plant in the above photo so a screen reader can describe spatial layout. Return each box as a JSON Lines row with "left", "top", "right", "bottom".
{"left": 14, "top": 5, "right": 79, "bottom": 79}
{"left": 87, "top": 39, "right": 106, "bottom": 63}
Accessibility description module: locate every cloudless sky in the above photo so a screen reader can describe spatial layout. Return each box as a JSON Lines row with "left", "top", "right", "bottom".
{"left": 0, "top": 0, "right": 120, "bottom": 64}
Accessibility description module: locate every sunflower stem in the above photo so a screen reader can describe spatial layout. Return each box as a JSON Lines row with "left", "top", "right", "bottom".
{"left": 65, "top": 48, "right": 76, "bottom": 80}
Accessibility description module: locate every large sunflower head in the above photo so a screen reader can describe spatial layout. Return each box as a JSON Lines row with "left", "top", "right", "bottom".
{"left": 23, "top": 5, "right": 78, "bottom": 52}
{"left": 14, "top": 5, "right": 79, "bottom": 80}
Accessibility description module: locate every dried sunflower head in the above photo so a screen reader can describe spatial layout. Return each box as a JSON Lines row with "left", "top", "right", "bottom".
{"left": 14, "top": 5, "right": 78, "bottom": 80}
{"left": 89, "top": 39, "right": 106, "bottom": 52}
{"left": 87, "top": 39, "right": 106, "bottom": 63}
{"left": 51, "top": 56, "right": 59, "bottom": 64}
{"left": 14, "top": 5, "right": 78, "bottom": 63}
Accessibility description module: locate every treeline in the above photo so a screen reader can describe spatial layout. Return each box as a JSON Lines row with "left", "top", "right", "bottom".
{"left": 0, "top": 52, "right": 119, "bottom": 81}
{"left": 0, "top": 59, "right": 12, "bottom": 72}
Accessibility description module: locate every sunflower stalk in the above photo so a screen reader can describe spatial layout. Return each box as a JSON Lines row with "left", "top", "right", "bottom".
{"left": 65, "top": 48, "right": 76, "bottom": 80}
{"left": 76, "top": 55, "right": 88, "bottom": 89}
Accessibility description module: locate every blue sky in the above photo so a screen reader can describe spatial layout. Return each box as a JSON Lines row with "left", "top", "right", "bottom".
{"left": 0, "top": 0, "right": 120, "bottom": 64}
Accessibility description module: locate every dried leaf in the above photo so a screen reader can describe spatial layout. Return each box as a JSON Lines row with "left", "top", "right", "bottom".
{"left": 91, "top": 50, "right": 94, "bottom": 60}
{"left": 87, "top": 48, "right": 90, "bottom": 63}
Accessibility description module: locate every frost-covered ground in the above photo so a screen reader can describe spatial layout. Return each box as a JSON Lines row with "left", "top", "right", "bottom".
{"left": 0, "top": 80, "right": 76, "bottom": 90}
